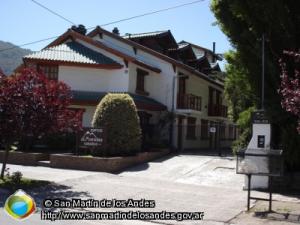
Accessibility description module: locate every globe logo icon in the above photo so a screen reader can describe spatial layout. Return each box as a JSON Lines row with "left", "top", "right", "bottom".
{"left": 4, "top": 189, "right": 36, "bottom": 220}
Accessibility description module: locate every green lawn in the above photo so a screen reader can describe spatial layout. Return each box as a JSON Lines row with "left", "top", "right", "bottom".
{"left": 0, "top": 176, "right": 50, "bottom": 191}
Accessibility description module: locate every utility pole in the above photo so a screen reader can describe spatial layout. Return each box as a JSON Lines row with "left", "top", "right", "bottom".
{"left": 261, "top": 34, "right": 265, "bottom": 110}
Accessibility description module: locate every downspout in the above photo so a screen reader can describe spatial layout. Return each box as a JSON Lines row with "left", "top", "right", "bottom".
{"left": 170, "top": 73, "right": 177, "bottom": 152}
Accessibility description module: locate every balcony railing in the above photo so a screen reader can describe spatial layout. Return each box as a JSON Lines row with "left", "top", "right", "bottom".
{"left": 208, "top": 104, "right": 228, "bottom": 117}
{"left": 177, "top": 94, "right": 202, "bottom": 111}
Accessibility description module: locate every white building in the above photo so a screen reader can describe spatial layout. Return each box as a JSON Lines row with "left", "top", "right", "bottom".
{"left": 22, "top": 26, "right": 237, "bottom": 151}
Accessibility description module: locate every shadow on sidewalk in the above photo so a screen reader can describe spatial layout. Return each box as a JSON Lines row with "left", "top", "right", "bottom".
{"left": 255, "top": 210, "right": 300, "bottom": 223}
{"left": 0, "top": 182, "right": 91, "bottom": 208}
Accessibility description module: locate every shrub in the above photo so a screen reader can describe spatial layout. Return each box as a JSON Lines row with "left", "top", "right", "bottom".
{"left": 232, "top": 127, "right": 251, "bottom": 154}
{"left": 0, "top": 68, "right": 83, "bottom": 179}
{"left": 92, "top": 93, "right": 142, "bottom": 156}
{"left": 10, "top": 171, "right": 23, "bottom": 188}
{"left": 232, "top": 107, "right": 255, "bottom": 154}
{"left": 236, "top": 106, "right": 255, "bottom": 130}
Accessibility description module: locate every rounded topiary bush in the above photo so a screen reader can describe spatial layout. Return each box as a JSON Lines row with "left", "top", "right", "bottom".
{"left": 92, "top": 93, "right": 142, "bottom": 156}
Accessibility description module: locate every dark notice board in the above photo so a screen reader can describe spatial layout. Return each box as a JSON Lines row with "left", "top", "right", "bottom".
{"left": 252, "top": 110, "right": 269, "bottom": 124}
{"left": 78, "top": 127, "right": 105, "bottom": 149}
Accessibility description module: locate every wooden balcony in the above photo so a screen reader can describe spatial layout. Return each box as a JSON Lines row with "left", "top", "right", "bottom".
{"left": 177, "top": 94, "right": 202, "bottom": 111}
{"left": 208, "top": 104, "right": 228, "bottom": 117}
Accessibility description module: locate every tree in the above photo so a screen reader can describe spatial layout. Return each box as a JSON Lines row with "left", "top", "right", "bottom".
{"left": 279, "top": 51, "right": 300, "bottom": 133}
{"left": 211, "top": 0, "right": 300, "bottom": 168}
{"left": 0, "top": 68, "right": 83, "bottom": 179}
{"left": 224, "top": 50, "right": 256, "bottom": 122}
{"left": 92, "top": 93, "right": 141, "bottom": 156}
{"left": 223, "top": 51, "right": 256, "bottom": 154}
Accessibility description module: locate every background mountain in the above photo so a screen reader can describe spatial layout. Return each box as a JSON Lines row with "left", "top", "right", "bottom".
{"left": 0, "top": 41, "right": 32, "bottom": 75}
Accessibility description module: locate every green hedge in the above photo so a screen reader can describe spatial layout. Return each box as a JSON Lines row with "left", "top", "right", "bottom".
{"left": 232, "top": 107, "right": 254, "bottom": 154}
{"left": 92, "top": 93, "right": 141, "bottom": 156}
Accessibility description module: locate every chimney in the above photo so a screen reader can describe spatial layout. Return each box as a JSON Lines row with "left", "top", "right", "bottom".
{"left": 71, "top": 24, "right": 87, "bottom": 35}
{"left": 212, "top": 42, "right": 216, "bottom": 62}
{"left": 112, "top": 27, "right": 120, "bottom": 35}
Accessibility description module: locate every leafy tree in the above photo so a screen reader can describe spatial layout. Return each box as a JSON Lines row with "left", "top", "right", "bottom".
{"left": 211, "top": 0, "right": 300, "bottom": 168}
{"left": 223, "top": 51, "right": 256, "bottom": 153}
{"left": 92, "top": 93, "right": 141, "bottom": 156}
{"left": 279, "top": 51, "right": 300, "bottom": 133}
{"left": 0, "top": 68, "right": 83, "bottom": 179}
{"left": 224, "top": 50, "right": 256, "bottom": 121}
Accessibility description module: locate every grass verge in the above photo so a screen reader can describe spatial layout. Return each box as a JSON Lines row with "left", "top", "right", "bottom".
{"left": 0, "top": 176, "right": 50, "bottom": 191}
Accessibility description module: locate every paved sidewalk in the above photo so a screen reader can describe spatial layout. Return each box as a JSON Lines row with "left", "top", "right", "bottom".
{"left": 230, "top": 199, "right": 300, "bottom": 225}
{"left": 0, "top": 154, "right": 299, "bottom": 224}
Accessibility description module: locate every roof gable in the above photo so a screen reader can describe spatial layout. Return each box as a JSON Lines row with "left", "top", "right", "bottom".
{"left": 33, "top": 29, "right": 161, "bottom": 73}
{"left": 88, "top": 26, "right": 223, "bottom": 88}
{"left": 124, "top": 30, "right": 178, "bottom": 53}
{"left": 24, "top": 41, "right": 122, "bottom": 68}
{"left": 167, "top": 43, "right": 197, "bottom": 63}
{"left": 24, "top": 27, "right": 223, "bottom": 88}
{"left": 179, "top": 40, "right": 223, "bottom": 61}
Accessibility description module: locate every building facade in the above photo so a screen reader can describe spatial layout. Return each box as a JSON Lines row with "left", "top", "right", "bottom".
{"left": 22, "top": 26, "right": 237, "bottom": 151}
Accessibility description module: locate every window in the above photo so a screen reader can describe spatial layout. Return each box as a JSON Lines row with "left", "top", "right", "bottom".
{"left": 201, "top": 119, "right": 209, "bottom": 139}
{"left": 37, "top": 65, "right": 58, "bottom": 80}
{"left": 186, "top": 117, "right": 196, "bottom": 139}
{"left": 136, "top": 68, "right": 149, "bottom": 95}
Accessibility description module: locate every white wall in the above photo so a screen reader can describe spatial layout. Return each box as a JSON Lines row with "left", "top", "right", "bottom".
{"left": 59, "top": 66, "right": 128, "bottom": 92}
{"left": 128, "top": 63, "right": 173, "bottom": 109}
{"left": 178, "top": 69, "right": 225, "bottom": 117}
{"left": 92, "top": 33, "right": 178, "bottom": 110}
{"left": 65, "top": 34, "right": 232, "bottom": 150}
{"left": 88, "top": 33, "right": 226, "bottom": 113}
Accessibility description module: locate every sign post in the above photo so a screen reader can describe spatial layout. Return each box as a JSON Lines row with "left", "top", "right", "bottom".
{"left": 77, "top": 127, "right": 106, "bottom": 155}
{"left": 209, "top": 127, "right": 216, "bottom": 133}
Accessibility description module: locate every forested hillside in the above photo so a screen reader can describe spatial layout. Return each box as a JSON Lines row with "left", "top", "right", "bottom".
{"left": 0, "top": 41, "right": 32, "bottom": 75}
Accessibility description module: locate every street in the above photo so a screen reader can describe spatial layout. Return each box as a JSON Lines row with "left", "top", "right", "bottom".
{"left": 0, "top": 153, "right": 298, "bottom": 224}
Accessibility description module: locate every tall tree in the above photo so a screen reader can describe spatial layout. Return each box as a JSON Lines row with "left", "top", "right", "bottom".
{"left": 211, "top": 0, "right": 300, "bottom": 168}
{"left": 224, "top": 50, "right": 256, "bottom": 122}
{"left": 0, "top": 68, "right": 83, "bottom": 178}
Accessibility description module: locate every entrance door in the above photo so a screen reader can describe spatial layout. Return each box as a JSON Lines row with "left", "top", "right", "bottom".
{"left": 177, "top": 116, "right": 184, "bottom": 151}
{"left": 209, "top": 121, "right": 221, "bottom": 155}
{"left": 138, "top": 111, "right": 152, "bottom": 150}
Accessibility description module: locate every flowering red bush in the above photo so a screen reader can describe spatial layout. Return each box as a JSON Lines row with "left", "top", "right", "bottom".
{"left": 279, "top": 51, "right": 300, "bottom": 133}
{"left": 0, "top": 68, "right": 83, "bottom": 178}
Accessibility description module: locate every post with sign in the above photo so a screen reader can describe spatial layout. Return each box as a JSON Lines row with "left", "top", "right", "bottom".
{"left": 209, "top": 125, "right": 217, "bottom": 153}
{"left": 76, "top": 127, "right": 106, "bottom": 155}
{"left": 209, "top": 127, "right": 216, "bottom": 133}
{"left": 244, "top": 110, "right": 271, "bottom": 189}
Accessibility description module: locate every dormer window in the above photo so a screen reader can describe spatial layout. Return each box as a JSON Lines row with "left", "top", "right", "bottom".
{"left": 136, "top": 68, "right": 149, "bottom": 95}
{"left": 37, "top": 64, "right": 58, "bottom": 80}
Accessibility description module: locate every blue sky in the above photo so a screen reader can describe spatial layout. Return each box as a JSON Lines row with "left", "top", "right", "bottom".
{"left": 0, "top": 0, "right": 231, "bottom": 67}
